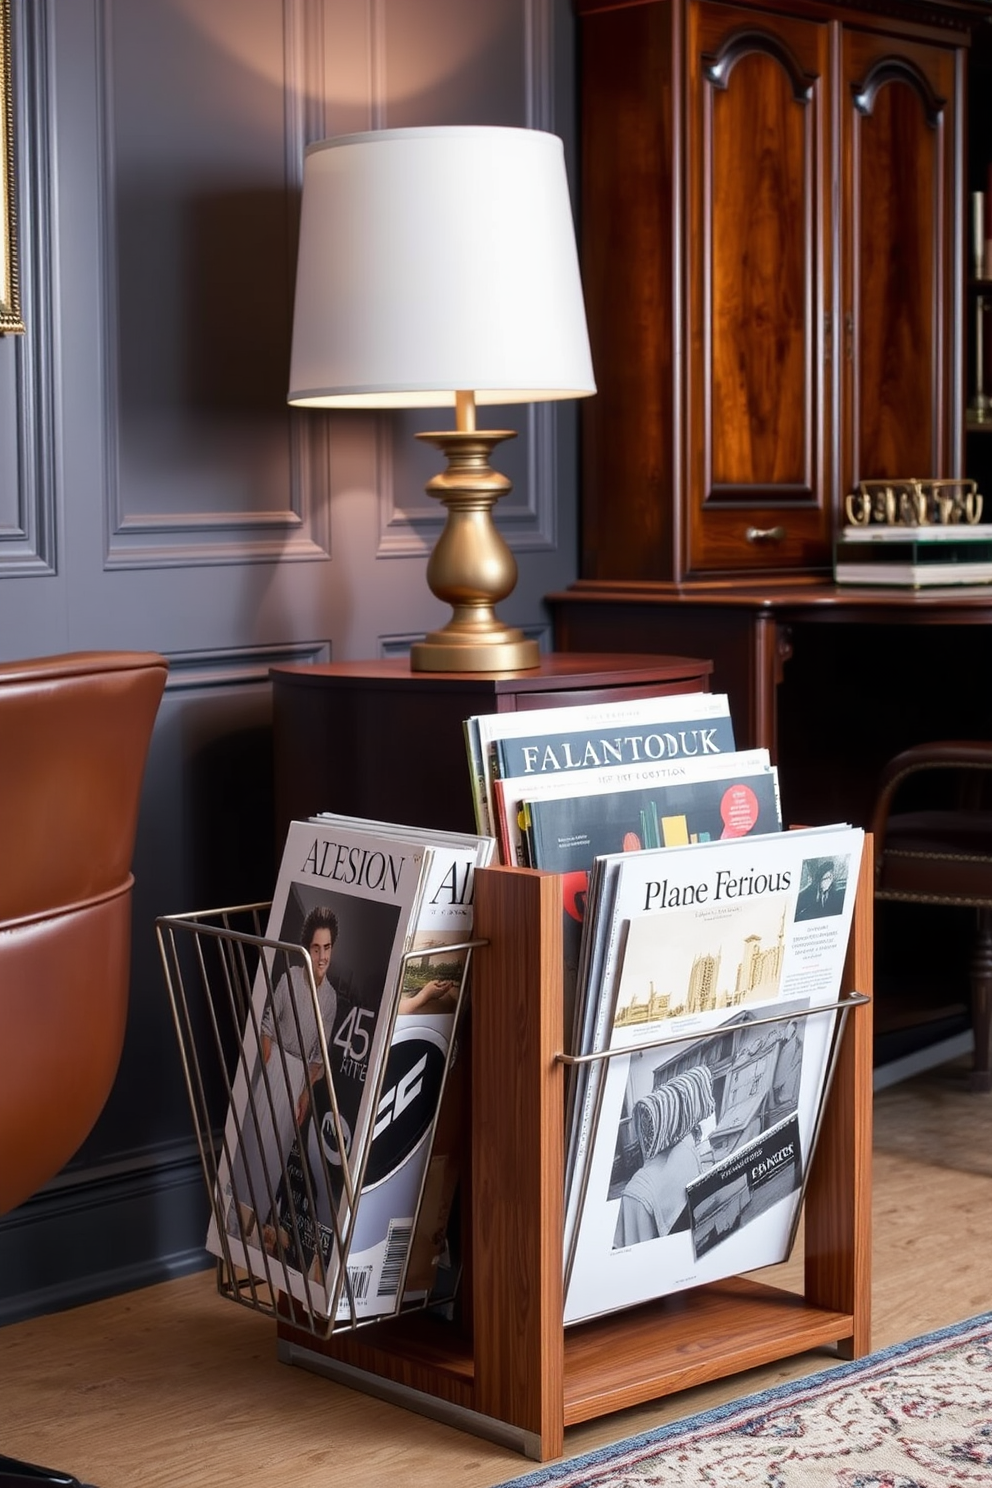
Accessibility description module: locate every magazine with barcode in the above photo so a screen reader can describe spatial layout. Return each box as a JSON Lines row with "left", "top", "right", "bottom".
{"left": 206, "top": 817, "right": 432, "bottom": 1319}
{"left": 563, "top": 824, "right": 864, "bottom": 1324}
{"left": 464, "top": 691, "right": 735, "bottom": 840}
{"left": 308, "top": 814, "right": 495, "bottom": 1322}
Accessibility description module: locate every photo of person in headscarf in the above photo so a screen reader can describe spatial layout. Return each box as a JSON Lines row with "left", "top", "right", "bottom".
{"left": 612, "top": 1063, "right": 716, "bottom": 1249}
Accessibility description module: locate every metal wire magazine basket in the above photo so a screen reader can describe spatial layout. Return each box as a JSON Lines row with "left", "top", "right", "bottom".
{"left": 156, "top": 902, "right": 478, "bottom": 1339}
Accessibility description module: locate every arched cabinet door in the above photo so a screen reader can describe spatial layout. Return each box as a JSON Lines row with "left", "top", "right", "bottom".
{"left": 839, "top": 32, "right": 962, "bottom": 499}
{"left": 574, "top": 0, "right": 966, "bottom": 586}
{"left": 687, "top": 4, "right": 832, "bottom": 579}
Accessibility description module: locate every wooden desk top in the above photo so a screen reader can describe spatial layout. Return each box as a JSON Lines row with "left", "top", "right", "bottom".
{"left": 551, "top": 579, "right": 992, "bottom": 624}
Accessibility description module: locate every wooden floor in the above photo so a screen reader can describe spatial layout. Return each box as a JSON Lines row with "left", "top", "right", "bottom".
{"left": 1, "top": 1060, "right": 990, "bottom": 1488}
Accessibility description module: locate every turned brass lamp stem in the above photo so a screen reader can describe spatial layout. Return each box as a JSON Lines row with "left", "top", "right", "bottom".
{"left": 409, "top": 391, "right": 540, "bottom": 673}
{"left": 455, "top": 389, "right": 476, "bottom": 432}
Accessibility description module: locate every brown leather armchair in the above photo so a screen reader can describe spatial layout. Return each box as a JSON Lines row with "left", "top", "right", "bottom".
{"left": 870, "top": 740, "right": 992, "bottom": 1094}
{"left": 0, "top": 651, "right": 167, "bottom": 1487}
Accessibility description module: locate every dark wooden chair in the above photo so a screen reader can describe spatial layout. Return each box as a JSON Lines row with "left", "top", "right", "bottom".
{"left": 870, "top": 741, "right": 992, "bottom": 1093}
{"left": 0, "top": 651, "right": 167, "bottom": 1488}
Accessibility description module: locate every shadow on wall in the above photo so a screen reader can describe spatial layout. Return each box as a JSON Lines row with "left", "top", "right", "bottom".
{"left": 187, "top": 719, "right": 276, "bottom": 909}
{"left": 66, "top": 711, "right": 276, "bottom": 1177}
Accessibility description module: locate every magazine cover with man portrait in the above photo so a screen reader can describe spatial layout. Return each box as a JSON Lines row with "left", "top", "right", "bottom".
{"left": 206, "top": 818, "right": 429, "bottom": 1318}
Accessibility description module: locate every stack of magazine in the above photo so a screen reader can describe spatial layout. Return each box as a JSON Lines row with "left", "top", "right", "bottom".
{"left": 562, "top": 821, "right": 863, "bottom": 1324}
{"left": 465, "top": 689, "right": 741, "bottom": 856}
{"left": 207, "top": 812, "right": 495, "bottom": 1327}
{"left": 465, "top": 690, "right": 781, "bottom": 1044}
{"left": 465, "top": 690, "right": 864, "bottom": 1325}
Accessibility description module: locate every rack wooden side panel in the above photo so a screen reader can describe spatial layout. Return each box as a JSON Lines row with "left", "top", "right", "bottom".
{"left": 803, "top": 834, "right": 874, "bottom": 1358}
{"left": 276, "top": 857, "right": 873, "bottom": 1462}
{"left": 470, "top": 866, "right": 566, "bottom": 1453}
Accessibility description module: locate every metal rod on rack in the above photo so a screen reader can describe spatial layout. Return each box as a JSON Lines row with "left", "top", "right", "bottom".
{"left": 559, "top": 990, "right": 870, "bottom": 1300}
{"left": 556, "top": 991, "right": 870, "bottom": 1065}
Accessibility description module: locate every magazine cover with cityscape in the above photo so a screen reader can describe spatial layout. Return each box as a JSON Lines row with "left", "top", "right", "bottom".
{"left": 521, "top": 749, "right": 782, "bottom": 1048}
{"left": 563, "top": 824, "right": 864, "bottom": 1325}
{"left": 206, "top": 818, "right": 429, "bottom": 1319}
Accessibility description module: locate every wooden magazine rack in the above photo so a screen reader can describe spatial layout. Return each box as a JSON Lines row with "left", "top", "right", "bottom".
{"left": 276, "top": 845, "right": 873, "bottom": 1462}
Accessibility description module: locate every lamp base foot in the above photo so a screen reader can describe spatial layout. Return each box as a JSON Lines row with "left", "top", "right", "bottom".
{"left": 410, "top": 631, "right": 540, "bottom": 673}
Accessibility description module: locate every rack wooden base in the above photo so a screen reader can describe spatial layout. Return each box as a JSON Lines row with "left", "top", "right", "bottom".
{"left": 277, "top": 853, "right": 874, "bottom": 1462}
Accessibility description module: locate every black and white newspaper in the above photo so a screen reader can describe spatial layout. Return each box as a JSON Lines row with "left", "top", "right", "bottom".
{"left": 563, "top": 824, "right": 864, "bottom": 1325}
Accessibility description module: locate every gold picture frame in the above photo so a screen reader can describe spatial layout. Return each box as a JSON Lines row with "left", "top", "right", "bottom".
{"left": 1, "top": 0, "right": 24, "bottom": 334}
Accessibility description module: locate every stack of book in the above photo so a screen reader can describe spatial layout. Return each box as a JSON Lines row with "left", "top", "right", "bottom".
{"left": 834, "top": 524, "right": 992, "bottom": 587}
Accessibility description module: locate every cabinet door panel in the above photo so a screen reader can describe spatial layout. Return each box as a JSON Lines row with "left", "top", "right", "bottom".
{"left": 688, "top": 4, "right": 832, "bottom": 577}
{"left": 711, "top": 51, "right": 808, "bottom": 488}
{"left": 841, "top": 31, "right": 961, "bottom": 491}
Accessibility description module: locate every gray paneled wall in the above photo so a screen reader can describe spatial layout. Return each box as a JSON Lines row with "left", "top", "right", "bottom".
{"left": 0, "top": 0, "right": 580, "bottom": 1323}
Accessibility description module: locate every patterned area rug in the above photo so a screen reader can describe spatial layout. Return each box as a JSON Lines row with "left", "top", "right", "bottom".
{"left": 495, "top": 1312, "right": 992, "bottom": 1487}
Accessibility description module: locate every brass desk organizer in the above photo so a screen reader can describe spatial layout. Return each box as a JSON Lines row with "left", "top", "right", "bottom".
{"left": 845, "top": 478, "right": 983, "bottom": 528}
{"left": 838, "top": 480, "right": 991, "bottom": 587}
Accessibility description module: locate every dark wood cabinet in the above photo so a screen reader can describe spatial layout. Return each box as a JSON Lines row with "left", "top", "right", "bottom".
{"left": 576, "top": 0, "right": 967, "bottom": 583}
{"left": 965, "top": 24, "right": 992, "bottom": 498}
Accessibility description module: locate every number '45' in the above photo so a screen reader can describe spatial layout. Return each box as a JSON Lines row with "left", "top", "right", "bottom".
{"left": 334, "top": 1006, "right": 374, "bottom": 1065}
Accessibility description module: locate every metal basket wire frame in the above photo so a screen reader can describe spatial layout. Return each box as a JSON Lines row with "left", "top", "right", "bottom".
{"left": 156, "top": 902, "right": 478, "bottom": 1338}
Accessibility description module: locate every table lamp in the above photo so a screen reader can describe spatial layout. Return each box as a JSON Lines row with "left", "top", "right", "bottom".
{"left": 287, "top": 125, "right": 595, "bottom": 672}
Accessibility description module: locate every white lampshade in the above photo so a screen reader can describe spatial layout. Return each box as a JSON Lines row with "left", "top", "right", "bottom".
{"left": 287, "top": 126, "right": 596, "bottom": 410}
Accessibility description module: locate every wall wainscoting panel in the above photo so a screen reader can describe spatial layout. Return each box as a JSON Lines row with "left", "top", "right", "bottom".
{"left": 95, "top": 0, "right": 329, "bottom": 571}
{"left": 370, "top": 0, "right": 560, "bottom": 563}
{"left": 0, "top": 0, "right": 58, "bottom": 578}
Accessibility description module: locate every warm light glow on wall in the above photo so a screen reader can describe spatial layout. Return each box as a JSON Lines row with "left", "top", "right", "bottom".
{"left": 173, "top": 0, "right": 508, "bottom": 106}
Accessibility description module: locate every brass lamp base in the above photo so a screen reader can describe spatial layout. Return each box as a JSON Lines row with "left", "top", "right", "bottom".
{"left": 411, "top": 626, "right": 540, "bottom": 673}
{"left": 410, "top": 426, "right": 541, "bottom": 674}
